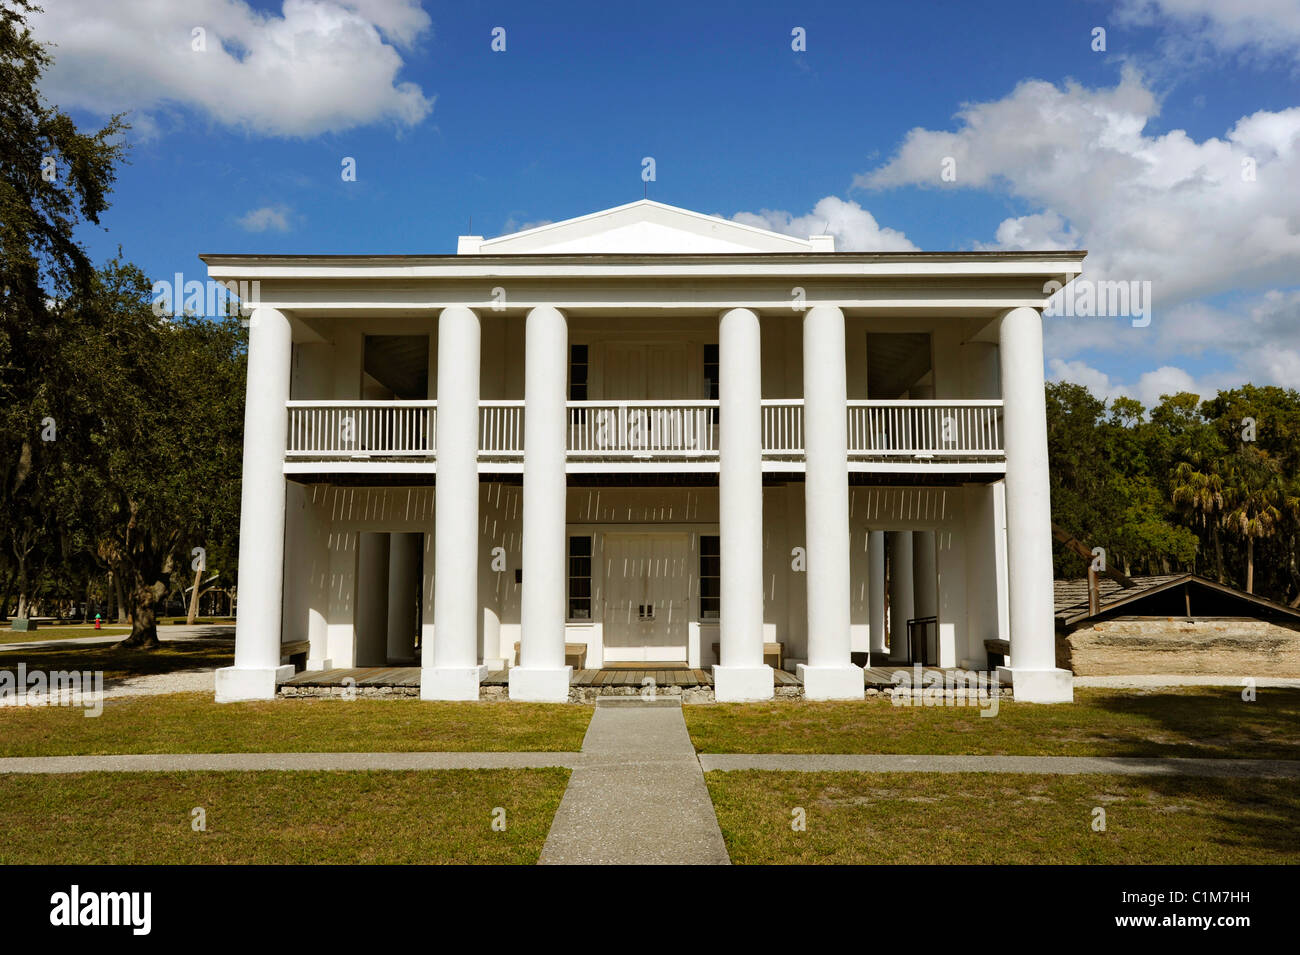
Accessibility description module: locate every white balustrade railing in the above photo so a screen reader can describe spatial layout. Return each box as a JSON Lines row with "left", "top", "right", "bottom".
{"left": 286, "top": 401, "right": 435, "bottom": 458}
{"left": 479, "top": 401, "right": 525, "bottom": 456}
{"left": 285, "top": 399, "right": 1004, "bottom": 462}
{"left": 846, "top": 400, "right": 1003, "bottom": 457}
{"left": 761, "top": 400, "right": 804, "bottom": 457}
{"left": 568, "top": 401, "right": 718, "bottom": 457}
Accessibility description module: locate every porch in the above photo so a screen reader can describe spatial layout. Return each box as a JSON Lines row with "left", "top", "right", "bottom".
{"left": 277, "top": 664, "right": 960, "bottom": 692}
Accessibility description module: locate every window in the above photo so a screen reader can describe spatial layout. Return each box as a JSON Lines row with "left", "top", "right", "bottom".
{"left": 699, "top": 534, "right": 720, "bottom": 621}
{"left": 569, "top": 345, "right": 588, "bottom": 400}
{"left": 703, "top": 344, "right": 719, "bottom": 399}
{"left": 704, "top": 343, "right": 719, "bottom": 428}
{"left": 568, "top": 535, "right": 592, "bottom": 619}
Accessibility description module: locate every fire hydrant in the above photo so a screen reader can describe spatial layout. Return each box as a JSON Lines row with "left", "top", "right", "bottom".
{"left": 94, "top": 613, "right": 102, "bottom": 630}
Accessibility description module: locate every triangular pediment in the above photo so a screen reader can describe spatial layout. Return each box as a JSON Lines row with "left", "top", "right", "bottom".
{"left": 463, "top": 200, "right": 826, "bottom": 254}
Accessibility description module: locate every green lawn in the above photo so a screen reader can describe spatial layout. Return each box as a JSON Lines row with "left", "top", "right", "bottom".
{"left": 685, "top": 687, "right": 1300, "bottom": 759}
{"left": 0, "top": 626, "right": 129, "bottom": 645}
{"left": 0, "top": 769, "right": 568, "bottom": 864}
{"left": 0, "top": 641, "right": 232, "bottom": 681}
{"left": 706, "top": 770, "right": 1300, "bottom": 864}
{"left": 0, "top": 692, "right": 593, "bottom": 756}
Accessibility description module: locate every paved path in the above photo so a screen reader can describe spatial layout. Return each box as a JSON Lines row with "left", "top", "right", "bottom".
{"left": 1075, "top": 675, "right": 1300, "bottom": 688}
{"left": 0, "top": 624, "right": 234, "bottom": 653}
{"left": 699, "top": 753, "right": 1300, "bottom": 777}
{"left": 538, "top": 699, "right": 731, "bottom": 865}
{"left": 0, "top": 752, "right": 582, "bottom": 773}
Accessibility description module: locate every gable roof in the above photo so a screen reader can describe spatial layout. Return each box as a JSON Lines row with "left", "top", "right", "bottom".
{"left": 459, "top": 199, "right": 831, "bottom": 255}
{"left": 1054, "top": 573, "right": 1300, "bottom": 628}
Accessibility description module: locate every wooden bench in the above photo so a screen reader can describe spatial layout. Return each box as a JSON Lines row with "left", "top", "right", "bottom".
{"left": 280, "top": 639, "right": 311, "bottom": 672}
{"left": 711, "top": 642, "right": 784, "bottom": 670}
{"left": 514, "top": 642, "right": 587, "bottom": 669}
{"left": 984, "top": 638, "right": 1010, "bottom": 670}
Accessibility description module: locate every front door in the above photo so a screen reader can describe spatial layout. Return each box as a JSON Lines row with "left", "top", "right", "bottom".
{"left": 602, "top": 533, "right": 690, "bottom": 663}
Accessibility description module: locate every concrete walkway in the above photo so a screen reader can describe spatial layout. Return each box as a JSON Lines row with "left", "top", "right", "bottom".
{"left": 700, "top": 753, "right": 1300, "bottom": 777}
{"left": 538, "top": 699, "right": 731, "bottom": 865}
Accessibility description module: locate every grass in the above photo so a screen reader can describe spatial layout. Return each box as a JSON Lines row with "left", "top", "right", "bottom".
{"left": 0, "top": 626, "right": 129, "bottom": 644}
{"left": 0, "top": 641, "right": 232, "bottom": 681}
{"left": 0, "top": 769, "right": 568, "bottom": 864}
{"left": 705, "top": 770, "right": 1300, "bottom": 864}
{"left": 684, "top": 687, "right": 1300, "bottom": 759}
{"left": 0, "top": 692, "right": 593, "bottom": 756}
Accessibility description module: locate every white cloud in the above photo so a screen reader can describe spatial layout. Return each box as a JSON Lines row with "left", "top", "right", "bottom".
{"left": 30, "top": 0, "right": 434, "bottom": 137}
{"left": 858, "top": 67, "right": 1300, "bottom": 306}
{"left": 732, "top": 196, "right": 918, "bottom": 252}
{"left": 237, "top": 204, "right": 292, "bottom": 232}
{"left": 1048, "top": 359, "right": 1219, "bottom": 410}
{"left": 1116, "top": 0, "right": 1300, "bottom": 62}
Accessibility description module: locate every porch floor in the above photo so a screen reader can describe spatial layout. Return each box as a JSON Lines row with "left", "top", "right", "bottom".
{"left": 278, "top": 665, "right": 955, "bottom": 689}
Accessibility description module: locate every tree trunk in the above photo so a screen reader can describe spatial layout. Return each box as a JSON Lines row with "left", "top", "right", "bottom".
{"left": 115, "top": 575, "right": 164, "bottom": 649}
{"left": 113, "top": 571, "right": 128, "bottom": 624}
{"left": 1246, "top": 538, "right": 1255, "bottom": 594}
{"left": 1212, "top": 526, "right": 1225, "bottom": 583}
{"left": 186, "top": 566, "right": 202, "bottom": 625}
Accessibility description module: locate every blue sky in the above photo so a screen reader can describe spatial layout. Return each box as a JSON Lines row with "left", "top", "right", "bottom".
{"left": 29, "top": 0, "right": 1300, "bottom": 409}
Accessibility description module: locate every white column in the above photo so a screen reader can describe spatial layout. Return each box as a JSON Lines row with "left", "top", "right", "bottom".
{"left": 713, "top": 307, "right": 773, "bottom": 701}
{"left": 386, "top": 533, "right": 419, "bottom": 663}
{"left": 868, "top": 530, "right": 886, "bottom": 658}
{"left": 423, "top": 306, "right": 487, "bottom": 699}
{"left": 997, "top": 306, "right": 1072, "bottom": 701}
{"left": 511, "top": 306, "right": 572, "bottom": 701}
{"left": 798, "top": 305, "right": 863, "bottom": 699}
{"left": 912, "top": 530, "right": 937, "bottom": 663}
{"left": 216, "top": 306, "right": 295, "bottom": 701}
{"left": 887, "top": 530, "right": 914, "bottom": 663}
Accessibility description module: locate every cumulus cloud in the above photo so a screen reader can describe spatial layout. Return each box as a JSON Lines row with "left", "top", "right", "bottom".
{"left": 1048, "top": 358, "right": 1216, "bottom": 410}
{"left": 29, "top": 0, "right": 434, "bottom": 137}
{"left": 732, "top": 196, "right": 918, "bottom": 252}
{"left": 237, "top": 204, "right": 293, "bottom": 232}
{"left": 858, "top": 66, "right": 1300, "bottom": 306}
{"left": 1116, "top": 0, "right": 1300, "bottom": 62}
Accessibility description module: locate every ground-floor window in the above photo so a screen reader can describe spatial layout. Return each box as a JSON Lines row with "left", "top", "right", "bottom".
{"left": 568, "top": 535, "right": 592, "bottom": 619}
{"left": 700, "top": 534, "right": 720, "bottom": 620}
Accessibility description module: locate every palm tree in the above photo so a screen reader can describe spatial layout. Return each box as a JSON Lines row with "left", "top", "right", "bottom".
{"left": 1221, "top": 446, "right": 1292, "bottom": 594}
{"left": 1171, "top": 455, "right": 1226, "bottom": 582}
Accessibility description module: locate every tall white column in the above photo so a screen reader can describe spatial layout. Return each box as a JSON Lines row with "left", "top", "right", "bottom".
{"left": 887, "top": 530, "right": 914, "bottom": 663}
{"left": 511, "top": 306, "right": 572, "bottom": 701}
{"left": 998, "top": 306, "right": 1072, "bottom": 701}
{"left": 386, "top": 533, "right": 419, "bottom": 663}
{"left": 713, "top": 307, "right": 773, "bottom": 701}
{"left": 868, "top": 530, "right": 886, "bottom": 657}
{"left": 912, "top": 530, "right": 937, "bottom": 663}
{"left": 423, "top": 306, "right": 487, "bottom": 700}
{"left": 798, "top": 305, "right": 863, "bottom": 699}
{"left": 216, "top": 306, "right": 295, "bottom": 701}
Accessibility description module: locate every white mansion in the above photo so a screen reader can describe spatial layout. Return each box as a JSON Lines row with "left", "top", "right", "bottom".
{"left": 206, "top": 200, "right": 1080, "bottom": 704}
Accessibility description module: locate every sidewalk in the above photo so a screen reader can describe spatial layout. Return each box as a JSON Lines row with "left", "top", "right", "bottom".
{"left": 538, "top": 699, "right": 731, "bottom": 865}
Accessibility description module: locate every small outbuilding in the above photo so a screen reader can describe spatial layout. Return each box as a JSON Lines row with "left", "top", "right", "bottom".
{"left": 1054, "top": 573, "right": 1300, "bottom": 677}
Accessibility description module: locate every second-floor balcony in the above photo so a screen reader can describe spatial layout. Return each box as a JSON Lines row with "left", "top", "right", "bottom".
{"left": 283, "top": 399, "right": 1005, "bottom": 475}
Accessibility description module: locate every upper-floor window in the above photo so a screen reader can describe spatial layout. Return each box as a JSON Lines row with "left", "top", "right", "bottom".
{"left": 569, "top": 345, "right": 589, "bottom": 400}
{"left": 703, "top": 344, "right": 719, "bottom": 399}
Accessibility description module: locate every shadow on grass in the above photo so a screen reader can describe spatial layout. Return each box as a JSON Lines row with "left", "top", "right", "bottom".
{"left": 1076, "top": 687, "right": 1300, "bottom": 760}
{"left": 0, "top": 640, "right": 234, "bottom": 687}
